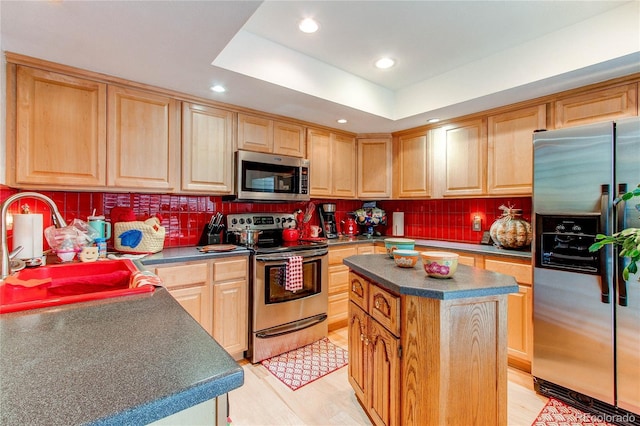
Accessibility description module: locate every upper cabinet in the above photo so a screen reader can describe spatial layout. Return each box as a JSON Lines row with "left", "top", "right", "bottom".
{"left": 107, "top": 85, "right": 180, "bottom": 191}
{"left": 12, "top": 66, "right": 107, "bottom": 188}
{"left": 441, "top": 118, "right": 486, "bottom": 197}
{"left": 307, "top": 128, "right": 357, "bottom": 198}
{"left": 182, "top": 102, "right": 235, "bottom": 194}
{"left": 238, "top": 113, "right": 306, "bottom": 157}
{"left": 392, "top": 132, "right": 432, "bottom": 199}
{"left": 357, "top": 136, "right": 391, "bottom": 199}
{"left": 487, "top": 104, "right": 546, "bottom": 196}
{"left": 554, "top": 83, "right": 638, "bottom": 128}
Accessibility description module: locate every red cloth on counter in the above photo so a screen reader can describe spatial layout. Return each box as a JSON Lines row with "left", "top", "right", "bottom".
{"left": 285, "top": 255, "right": 303, "bottom": 292}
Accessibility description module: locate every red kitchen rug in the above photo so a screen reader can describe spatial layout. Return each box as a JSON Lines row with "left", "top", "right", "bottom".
{"left": 260, "top": 337, "right": 348, "bottom": 391}
{"left": 532, "top": 398, "right": 617, "bottom": 426}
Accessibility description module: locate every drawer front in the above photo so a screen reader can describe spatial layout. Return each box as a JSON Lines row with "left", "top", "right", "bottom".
{"left": 329, "top": 265, "right": 350, "bottom": 294}
{"left": 329, "top": 246, "right": 357, "bottom": 265}
{"left": 369, "top": 284, "right": 400, "bottom": 337}
{"left": 357, "top": 245, "right": 374, "bottom": 255}
{"left": 349, "top": 272, "right": 369, "bottom": 311}
{"left": 212, "top": 257, "right": 248, "bottom": 281}
{"left": 154, "top": 262, "right": 209, "bottom": 289}
{"left": 328, "top": 292, "right": 349, "bottom": 328}
{"left": 485, "top": 258, "right": 532, "bottom": 285}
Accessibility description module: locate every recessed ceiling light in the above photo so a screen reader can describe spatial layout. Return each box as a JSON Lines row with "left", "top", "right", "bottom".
{"left": 375, "top": 57, "right": 395, "bottom": 69}
{"left": 337, "top": 119, "right": 348, "bottom": 124}
{"left": 210, "top": 85, "right": 226, "bottom": 93}
{"left": 427, "top": 118, "right": 440, "bottom": 123}
{"left": 299, "top": 18, "right": 319, "bottom": 33}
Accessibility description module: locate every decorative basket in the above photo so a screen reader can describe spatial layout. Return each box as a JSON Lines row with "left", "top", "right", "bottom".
{"left": 114, "top": 217, "right": 166, "bottom": 254}
{"left": 489, "top": 205, "right": 532, "bottom": 249}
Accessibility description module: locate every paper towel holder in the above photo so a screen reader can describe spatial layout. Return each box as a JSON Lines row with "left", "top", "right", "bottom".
{"left": 1, "top": 192, "right": 68, "bottom": 279}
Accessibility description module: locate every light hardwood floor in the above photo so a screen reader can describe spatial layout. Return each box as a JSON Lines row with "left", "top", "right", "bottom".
{"left": 228, "top": 328, "right": 549, "bottom": 425}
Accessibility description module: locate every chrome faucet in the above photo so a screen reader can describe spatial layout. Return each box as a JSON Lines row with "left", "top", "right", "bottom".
{"left": 1, "top": 192, "right": 68, "bottom": 279}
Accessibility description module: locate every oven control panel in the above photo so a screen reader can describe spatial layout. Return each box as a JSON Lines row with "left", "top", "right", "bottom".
{"left": 227, "top": 213, "right": 296, "bottom": 232}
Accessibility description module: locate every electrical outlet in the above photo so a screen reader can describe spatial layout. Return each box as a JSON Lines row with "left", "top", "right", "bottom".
{"left": 472, "top": 216, "right": 482, "bottom": 231}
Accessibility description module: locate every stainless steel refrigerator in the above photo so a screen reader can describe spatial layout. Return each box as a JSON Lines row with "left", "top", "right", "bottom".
{"left": 532, "top": 117, "right": 640, "bottom": 422}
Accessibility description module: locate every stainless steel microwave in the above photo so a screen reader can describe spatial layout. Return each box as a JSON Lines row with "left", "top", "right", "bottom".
{"left": 235, "top": 150, "right": 310, "bottom": 202}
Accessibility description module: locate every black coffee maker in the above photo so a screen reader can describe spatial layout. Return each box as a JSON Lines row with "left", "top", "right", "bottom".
{"left": 318, "top": 203, "right": 338, "bottom": 239}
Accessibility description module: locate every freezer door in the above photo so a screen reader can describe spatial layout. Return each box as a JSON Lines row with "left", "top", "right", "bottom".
{"left": 533, "top": 121, "right": 613, "bottom": 214}
{"left": 532, "top": 267, "right": 615, "bottom": 405}
{"left": 614, "top": 117, "right": 640, "bottom": 414}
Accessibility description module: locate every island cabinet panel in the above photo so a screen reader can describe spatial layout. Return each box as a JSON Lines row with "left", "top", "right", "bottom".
{"left": 107, "top": 85, "right": 180, "bottom": 191}
{"left": 554, "top": 83, "right": 638, "bottom": 129}
{"left": 13, "top": 65, "right": 107, "bottom": 188}
{"left": 401, "top": 294, "right": 508, "bottom": 426}
{"left": 348, "top": 302, "right": 368, "bottom": 404}
{"left": 182, "top": 102, "right": 234, "bottom": 194}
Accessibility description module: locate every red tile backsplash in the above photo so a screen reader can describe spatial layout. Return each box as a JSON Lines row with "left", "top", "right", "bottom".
{"left": 0, "top": 185, "right": 532, "bottom": 251}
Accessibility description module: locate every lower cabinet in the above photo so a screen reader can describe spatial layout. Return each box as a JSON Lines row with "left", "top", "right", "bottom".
{"left": 153, "top": 256, "right": 248, "bottom": 360}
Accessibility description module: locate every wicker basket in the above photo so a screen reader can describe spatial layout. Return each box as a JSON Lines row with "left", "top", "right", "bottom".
{"left": 114, "top": 217, "right": 166, "bottom": 254}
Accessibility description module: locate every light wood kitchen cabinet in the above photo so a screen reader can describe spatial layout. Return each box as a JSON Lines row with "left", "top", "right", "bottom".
{"left": 357, "top": 136, "right": 392, "bottom": 199}
{"left": 328, "top": 244, "right": 374, "bottom": 331}
{"left": 307, "top": 128, "right": 357, "bottom": 198}
{"left": 182, "top": 102, "right": 234, "bottom": 194}
{"left": 441, "top": 118, "right": 486, "bottom": 197}
{"left": 348, "top": 273, "right": 401, "bottom": 426}
{"left": 393, "top": 132, "right": 432, "bottom": 198}
{"left": 153, "top": 261, "right": 212, "bottom": 335}
{"left": 212, "top": 256, "right": 248, "bottom": 359}
{"left": 484, "top": 257, "right": 533, "bottom": 372}
{"left": 487, "top": 104, "right": 546, "bottom": 196}
{"left": 152, "top": 256, "right": 248, "bottom": 360}
{"left": 554, "top": 83, "right": 638, "bottom": 128}
{"left": 107, "top": 85, "right": 180, "bottom": 191}
{"left": 238, "top": 113, "right": 306, "bottom": 157}
{"left": 12, "top": 65, "right": 107, "bottom": 188}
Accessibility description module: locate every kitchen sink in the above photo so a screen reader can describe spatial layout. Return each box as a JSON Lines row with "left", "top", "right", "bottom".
{"left": 0, "top": 259, "right": 155, "bottom": 314}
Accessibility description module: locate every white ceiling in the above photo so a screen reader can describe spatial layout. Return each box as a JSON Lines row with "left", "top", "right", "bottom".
{"left": 1, "top": 0, "right": 639, "bottom": 134}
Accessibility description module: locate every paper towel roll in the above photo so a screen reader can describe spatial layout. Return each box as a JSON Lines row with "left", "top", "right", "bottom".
{"left": 13, "top": 214, "right": 43, "bottom": 259}
{"left": 392, "top": 212, "right": 405, "bottom": 236}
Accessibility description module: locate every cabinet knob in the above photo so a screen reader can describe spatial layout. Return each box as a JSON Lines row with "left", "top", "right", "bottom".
{"left": 375, "top": 300, "right": 380, "bottom": 309}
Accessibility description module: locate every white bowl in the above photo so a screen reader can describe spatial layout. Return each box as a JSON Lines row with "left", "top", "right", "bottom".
{"left": 393, "top": 249, "right": 419, "bottom": 268}
{"left": 421, "top": 251, "right": 459, "bottom": 278}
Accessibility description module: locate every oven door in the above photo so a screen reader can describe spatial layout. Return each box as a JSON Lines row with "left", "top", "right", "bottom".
{"left": 253, "top": 248, "right": 328, "bottom": 334}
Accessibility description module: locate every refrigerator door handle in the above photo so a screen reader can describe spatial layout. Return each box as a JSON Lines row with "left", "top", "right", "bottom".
{"left": 616, "top": 183, "right": 628, "bottom": 307}
{"left": 599, "top": 184, "right": 611, "bottom": 304}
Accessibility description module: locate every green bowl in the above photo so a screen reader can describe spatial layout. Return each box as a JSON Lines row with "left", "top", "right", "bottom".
{"left": 384, "top": 238, "right": 415, "bottom": 258}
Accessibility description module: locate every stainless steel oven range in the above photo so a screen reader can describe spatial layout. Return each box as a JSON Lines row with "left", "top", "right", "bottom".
{"left": 226, "top": 213, "right": 328, "bottom": 363}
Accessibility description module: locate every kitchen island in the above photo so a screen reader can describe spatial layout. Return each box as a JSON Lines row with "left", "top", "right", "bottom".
{"left": 344, "top": 254, "right": 518, "bottom": 426}
{"left": 0, "top": 286, "right": 243, "bottom": 425}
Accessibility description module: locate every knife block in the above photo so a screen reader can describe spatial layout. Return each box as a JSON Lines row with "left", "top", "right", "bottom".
{"left": 198, "top": 226, "right": 223, "bottom": 245}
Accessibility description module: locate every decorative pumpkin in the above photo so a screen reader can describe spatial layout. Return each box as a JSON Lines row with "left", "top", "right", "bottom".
{"left": 489, "top": 205, "right": 532, "bottom": 249}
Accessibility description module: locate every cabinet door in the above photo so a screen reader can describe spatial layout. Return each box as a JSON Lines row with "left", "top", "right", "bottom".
{"left": 238, "top": 113, "right": 273, "bottom": 153}
{"left": 358, "top": 137, "right": 392, "bottom": 198}
{"left": 393, "top": 133, "right": 431, "bottom": 198}
{"left": 368, "top": 317, "right": 401, "bottom": 426}
{"left": 348, "top": 302, "right": 368, "bottom": 405}
{"left": 107, "top": 86, "right": 179, "bottom": 191}
{"left": 273, "top": 121, "right": 305, "bottom": 157}
{"left": 555, "top": 83, "right": 638, "bottom": 128}
{"left": 332, "top": 133, "right": 357, "bottom": 198}
{"left": 182, "top": 102, "right": 234, "bottom": 193}
{"left": 443, "top": 119, "right": 486, "bottom": 197}
{"left": 328, "top": 265, "right": 350, "bottom": 330}
{"left": 487, "top": 105, "right": 546, "bottom": 196}
{"left": 307, "top": 128, "right": 332, "bottom": 196}
{"left": 213, "top": 279, "right": 248, "bottom": 356}
{"left": 168, "top": 285, "right": 211, "bottom": 332}
{"left": 14, "top": 66, "right": 107, "bottom": 188}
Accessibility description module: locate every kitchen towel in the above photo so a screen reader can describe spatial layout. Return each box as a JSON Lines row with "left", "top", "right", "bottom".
{"left": 392, "top": 212, "right": 404, "bottom": 236}
{"left": 285, "top": 255, "right": 303, "bottom": 292}
{"left": 12, "top": 214, "right": 43, "bottom": 259}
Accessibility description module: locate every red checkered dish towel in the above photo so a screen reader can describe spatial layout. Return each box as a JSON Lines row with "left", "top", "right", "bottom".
{"left": 285, "top": 255, "right": 303, "bottom": 292}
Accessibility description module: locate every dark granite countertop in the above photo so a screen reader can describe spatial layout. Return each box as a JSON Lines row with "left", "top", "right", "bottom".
{"left": 344, "top": 254, "right": 518, "bottom": 300}
{"left": 328, "top": 236, "right": 531, "bottom": 260}
{"left": 0, "top": 287, "right": 244, "bottom": 425}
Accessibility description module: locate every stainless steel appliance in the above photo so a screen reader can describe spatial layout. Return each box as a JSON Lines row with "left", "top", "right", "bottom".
{"left": 532, "top": 118, "right": 640, "bottom": 422}
{"left": 226, "top": 213, "right": 328, "bottom": 363}
{"left": 235, "top": 150, "right": 310, "bottom": 202}
{"left": 318, "top": 203, "right": 338, "bottom": 238}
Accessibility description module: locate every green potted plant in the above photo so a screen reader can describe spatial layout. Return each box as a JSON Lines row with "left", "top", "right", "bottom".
{"left": 589, "top": 183, "right": 640, "bottom": 280}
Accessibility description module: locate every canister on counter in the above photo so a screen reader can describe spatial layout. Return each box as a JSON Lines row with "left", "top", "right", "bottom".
{"left": 94, "top": 238, "right": 107, "bottom": 259}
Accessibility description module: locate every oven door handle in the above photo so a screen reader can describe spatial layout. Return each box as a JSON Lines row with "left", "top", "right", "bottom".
{"left": 255, "top": 249, "right": 328, "bottom": 262}
{"left": 255, "top": 314, "right": 327, "bottom": 339}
